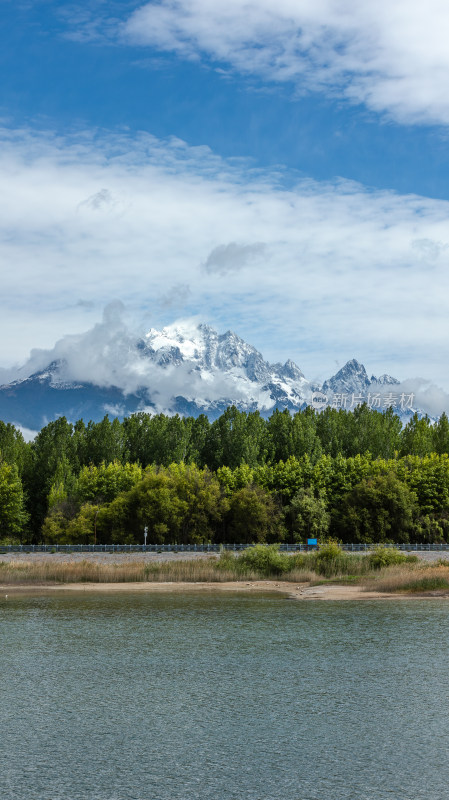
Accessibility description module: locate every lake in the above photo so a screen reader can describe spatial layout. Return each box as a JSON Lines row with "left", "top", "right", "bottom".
{"left": 1, "top": 591, "right": 448, "bottom": 799}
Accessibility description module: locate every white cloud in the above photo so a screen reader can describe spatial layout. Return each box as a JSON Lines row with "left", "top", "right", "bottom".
{"left": 8, "top": 305, "right": 449, "bottom": 419}
{"left": 7, "top": 424, "right": 39, "bottom": 443}
{"left": 122, "top": 0, "right": 449, "bottom": 126}
{"left": 9, "top": 304, "right": 276, "bottom": 413}
{"left": 1, "top": 126, "right": 449, "bottom": 387}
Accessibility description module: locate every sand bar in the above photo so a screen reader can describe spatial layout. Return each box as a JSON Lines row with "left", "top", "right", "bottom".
{"left": 2, "top": 580, "right": 449, "bottom": 599}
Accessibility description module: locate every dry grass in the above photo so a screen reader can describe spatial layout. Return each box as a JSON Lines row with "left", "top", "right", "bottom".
{"left": 364, "top": 563, "right": 449, "bottom": 593}
{"left": 2, "top": 551, "right": 449, "bottom": 594}
{"left": 282, "top": 568, "right": 318, "bottom": 583}
{"left": 0, "top": 558, "right": 253, "bottom": 585}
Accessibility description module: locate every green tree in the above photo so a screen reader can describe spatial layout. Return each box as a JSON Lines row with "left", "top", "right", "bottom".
{"left": 433, "top": 412, "right": 449, "bottom": 455}
{"left": 334, "top": 473, "right": 417, "bottom": 544}
{"left": 400, "top": 413, "right": 434, "bottom": 457}
{"left": 76, "top": 460, "right": 142, "bottom": 504}
{"left": 98, "top": 463, "right": 224, "bottom": 545}
{"left": 0, "top": 421, "right": 31, "bottom": 476}
{"left": 185, "top": 414, "right": 210, "bottom": 465}
{"left": 315, "top": 407, "right": 346, "bottom": 457}
{"left": 348, "top": 404, "right": 401, "bottom": 458}
{"left": 287, "top": 488, "right": 330, "bottom": 542}
{"left": 24, "top": 417, "right": 77, "bottom": 535}
{"left": 0, "top": 462, "right": 28, "bottom": 540}
{"left": 83, "top": 416, "right": 126, "bottom": 465}
{"left": 202, "top": 407, "right": 267, "bottom": 470}
{"left": 223, "top": 485, "right": 284, "bottom": 544}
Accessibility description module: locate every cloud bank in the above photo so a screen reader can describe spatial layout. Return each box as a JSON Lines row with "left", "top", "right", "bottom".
{"left": 7, "top": 303, "right": 449, "bottom": 419}
{"left": 7, "top": 304, "right": 276, "bottom": 413}
{"left": 122, "top": 0, "right": 449, "bottom": 126}
{"left": 1, "top": 126, "right": 449, "bottom": 387}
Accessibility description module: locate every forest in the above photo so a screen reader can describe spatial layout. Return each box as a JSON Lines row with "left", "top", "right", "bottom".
{"left": 1, "top": 404, "right": 449, "bottom": 545}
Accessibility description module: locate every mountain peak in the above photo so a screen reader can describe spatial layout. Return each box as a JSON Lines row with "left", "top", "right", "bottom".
{"left": 371, "top": 373, "right": 400, "bottom": 386}
{"left": 322, "top": 359, "right": 370, "bottom": 394}
{"left": 0, "top": 318, "right": 425, "bottom": 430}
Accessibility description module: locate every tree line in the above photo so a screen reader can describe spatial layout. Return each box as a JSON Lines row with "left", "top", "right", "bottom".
{"left": 1, "top": 404, "right": 449, "bottom": 545}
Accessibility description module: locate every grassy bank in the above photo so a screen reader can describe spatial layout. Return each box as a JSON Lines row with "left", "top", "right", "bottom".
{"left": 0, "top": 558, "right": 240, "bottom": 585}
{"left": 0, "top": 544, "right": 434, "bottom": 589}
{"left": 364, "top": 562, "right": 449, "bottom": 593}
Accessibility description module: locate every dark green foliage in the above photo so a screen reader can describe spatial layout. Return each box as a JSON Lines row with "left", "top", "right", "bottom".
{"left": 399, "top": 413, "right": 434, "bottom": 457}
{"left": 0, "top": 421, "right": 31, "bottom": 476}
{"left": 223, "top": 485, "right": 285, "bottom": 543}
{"left": 286, "top": 488, "right": 330, "bottom": 541}
{"left": 202, "top": 407, "right": 267, "bottom": 470}
{"left": 368, "top": 546, "right": 416, "bottom": 569}
{"left": 266, "top": 407, "right": 322, "bottom": 463}
{"left": 334, "top": 473, "right": 417, "bottom": 543}
{"left": 3, "top": 404, "right": 449, "bottom": 544}
{"left": 220, "top": 544, "right": 291, "bottom": 575}
{"left": 97, "top": 463, "right": 224, "bottom": 545}
{"left": 24, "top": 417, "right": 77, "bottom": 535}
{"left": 0, "top": 462, "right": 28, "bottom": 539}
{"left": 432, "top": 412, "right": 449, "bottom": 455}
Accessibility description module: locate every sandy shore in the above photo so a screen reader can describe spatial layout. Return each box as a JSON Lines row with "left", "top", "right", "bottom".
{"left": 2, "top": 580, "right": 448, "bottom": 599}
{"left": 2, "top": 552, "right": 448, "bottom": 599}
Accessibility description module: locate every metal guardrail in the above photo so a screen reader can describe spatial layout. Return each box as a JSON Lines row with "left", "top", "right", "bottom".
{"left": 1, "top": 543, "right": 449, "bottom": 553}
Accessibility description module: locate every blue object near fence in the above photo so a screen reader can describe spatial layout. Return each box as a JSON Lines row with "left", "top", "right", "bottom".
{"left": 1, "top": 543, "right": 449, "bottom": 553}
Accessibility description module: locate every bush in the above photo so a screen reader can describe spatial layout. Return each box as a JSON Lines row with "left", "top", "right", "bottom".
{"left": 219, "top": 544, "right": 291, "bottom": 576}
{"left": 368, "top": 546, "right": 412, "bottom": 569}
{"left": 290, "top": 542, "right": 369, "bottom": 578}
{"left": 0, "top": 536, "right": 21, "bottom": 546}
{"left": 313, "top": 542, "right": 354, "bottom": 578}
{"left": 316, "top": 541, "right": 342, "bottom": 562}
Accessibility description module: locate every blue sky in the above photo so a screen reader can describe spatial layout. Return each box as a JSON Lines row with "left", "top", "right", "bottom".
{"left": 1, "top": 0, "right": 449, "bottom": 391}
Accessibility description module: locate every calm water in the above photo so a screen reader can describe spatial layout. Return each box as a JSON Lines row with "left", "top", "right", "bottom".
{"left": 1, "top": 592, "right": 448, "bottom": 800}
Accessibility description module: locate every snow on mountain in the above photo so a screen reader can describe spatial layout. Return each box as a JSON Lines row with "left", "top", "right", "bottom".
{"left": 323, "top": 360, "right": 401, "bottom": 396}
{"left": 322, "top": 359, "right": 371, "bottom": 395}
{"left": 0, "top": 322, "right": 310, "bottom": 427}
{"left": 0, "top": 318, "right": 438, "bottom": 428}
{"left": 371, "top": 374, "right": 400, "bottom": 386}
{"left": 144, "top": 323, "right": 305, "bottom": 385}
{"left": 137, "top": 322, "right": 310, "bottom": 411}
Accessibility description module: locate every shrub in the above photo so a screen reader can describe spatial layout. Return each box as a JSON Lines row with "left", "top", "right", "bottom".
{"left": 369, "top": 547, "right": 409, "bottom": 569}
{"left": 316, "top": 541, "right": 342, "bottom": 562}
{"left": 222, "top": 544, "right": 291, "bottom": 576}
{"left": 290, "top": 542, "right": 369, "bottom": 578}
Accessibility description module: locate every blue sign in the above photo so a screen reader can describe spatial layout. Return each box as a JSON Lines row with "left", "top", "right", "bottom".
{"left": 307, "top": 538, "right": 318, "bottom": 546}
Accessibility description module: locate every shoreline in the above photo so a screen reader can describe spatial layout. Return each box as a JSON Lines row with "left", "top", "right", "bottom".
{"left": 2, "top": 580, "right": 448, "bottom": 600}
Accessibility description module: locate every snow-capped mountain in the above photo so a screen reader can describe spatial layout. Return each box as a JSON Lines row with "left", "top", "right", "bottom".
{"left": 322, "top": 359, "right": 399, "bottom": 395}
{"left": 0, "top": 321, "right": 427, "bottom": 430}
{"left": 143, "top": 323, "right": 306, "bottom": 387}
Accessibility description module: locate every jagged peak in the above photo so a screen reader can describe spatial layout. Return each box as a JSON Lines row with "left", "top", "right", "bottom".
{"left": 339, "top": 358, "right": 367, "bottom": 374}
{"left": 281, "top": 359, "right": 305, "bottom": 381}
{"left": 322, "top": 359, "right": 370, "bottom": 394}
{"left": 371, "top": 373, "right": 400, "bottom": 386}
{"left": 0, "top": 317, "right": 431, "bottom": 429}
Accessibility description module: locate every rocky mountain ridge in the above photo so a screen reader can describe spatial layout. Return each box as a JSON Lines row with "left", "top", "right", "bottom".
{"left": 0, "top": 321, "right": 421, "bottom": 430}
